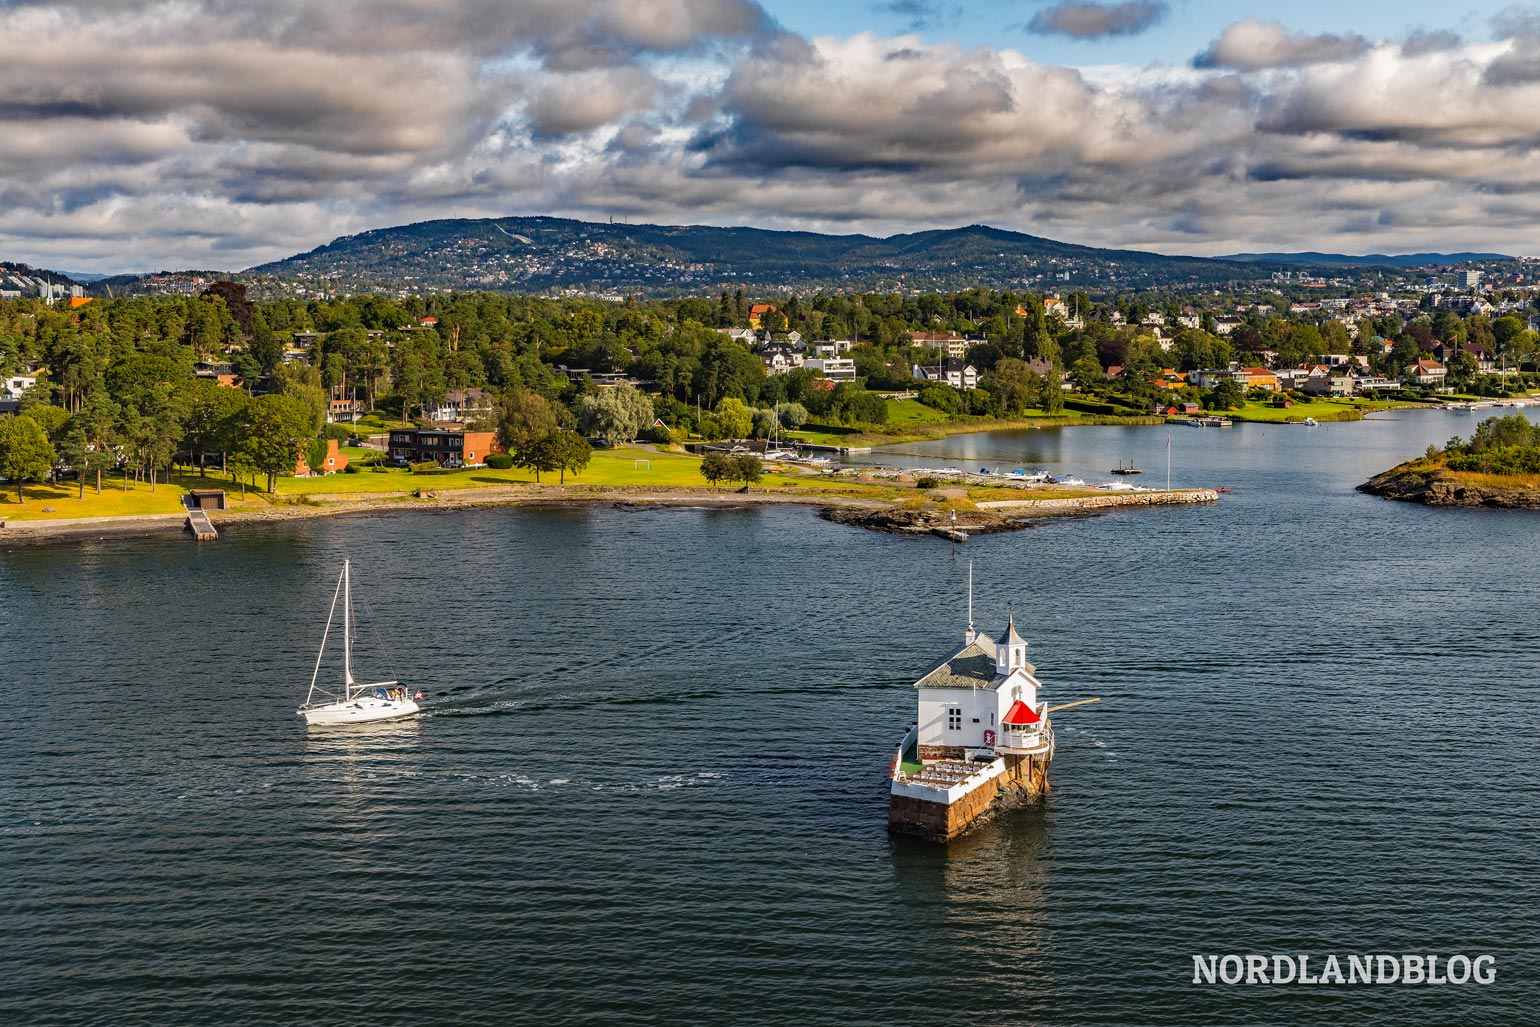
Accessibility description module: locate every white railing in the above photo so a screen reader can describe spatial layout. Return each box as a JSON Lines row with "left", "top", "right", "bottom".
{"left": 890, "top": 723, "right": 918, "bottom": 782}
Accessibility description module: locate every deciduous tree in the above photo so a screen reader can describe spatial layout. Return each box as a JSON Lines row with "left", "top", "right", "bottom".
{"left": 0, "top": 416, "right": 56, "bottom": 503}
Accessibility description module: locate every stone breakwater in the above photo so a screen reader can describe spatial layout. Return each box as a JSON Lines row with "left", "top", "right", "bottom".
{"left": 824, "top": 489, "right": 1219, "bottom": 537}
{"left": 1358, "top": 466, "right": 1540, "bottom": 509}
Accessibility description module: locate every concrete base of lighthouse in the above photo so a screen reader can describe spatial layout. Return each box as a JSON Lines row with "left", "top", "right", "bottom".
{"left": 888, "top": 747, "right": 1052, "bottom": 843}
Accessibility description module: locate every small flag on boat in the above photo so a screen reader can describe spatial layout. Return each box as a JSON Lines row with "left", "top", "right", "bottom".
{"left": 414, "top": 690, "right": 425, "bottom": 701}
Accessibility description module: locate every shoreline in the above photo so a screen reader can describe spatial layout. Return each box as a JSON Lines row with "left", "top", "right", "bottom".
{"left": 0, "top": 482, "right": 1219, "bottom": 548}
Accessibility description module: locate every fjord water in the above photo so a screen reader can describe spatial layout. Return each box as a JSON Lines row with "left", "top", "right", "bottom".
{"left": 4, "top": 409, "right": 1537, "bottom": 1026}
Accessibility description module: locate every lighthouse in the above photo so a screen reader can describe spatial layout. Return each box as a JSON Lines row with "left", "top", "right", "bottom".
{"left": 887, "top": 579, "right": 1055, "bottom": 841}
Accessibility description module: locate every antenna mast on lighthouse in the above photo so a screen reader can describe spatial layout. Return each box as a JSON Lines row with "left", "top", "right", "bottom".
{"left": 965, "top": 561, "right": 976, "bottom": 644}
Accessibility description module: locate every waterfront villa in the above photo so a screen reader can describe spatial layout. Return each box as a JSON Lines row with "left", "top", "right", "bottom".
{"left": 388, "top": 428, "right": 498, "bottom": 467}
{"left": 913, "top": 358, "right": 980, "bottom": 391}
{"left": 1407, "top": 359, "right": 1448, "bottom": 386}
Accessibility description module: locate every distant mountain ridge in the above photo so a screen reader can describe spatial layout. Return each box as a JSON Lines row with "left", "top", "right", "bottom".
{"left": 9, "top": 219, "right": 1518, "bottom": 298}
{"left": 1221, "top": 250, "right": 1511, "bottom": 268}
{"left": 238, "top": 216, "right": 1273, "bottom": 295}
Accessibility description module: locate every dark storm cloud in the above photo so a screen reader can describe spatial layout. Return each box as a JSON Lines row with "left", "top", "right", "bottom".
{"left": 1025, "top": 1, "right": 1166, "bottom": 39}
{"left": 1195, "top": 19, "right": 1369, "bottom": 70}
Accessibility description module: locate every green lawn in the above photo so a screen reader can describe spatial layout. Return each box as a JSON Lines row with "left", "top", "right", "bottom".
{"left": 885, "top": 398, "right": 950, "bottom": 426}
{"left": 277, "top": 446, "right": 861, "bottom": 496}
{"left": 1213, "top": 398, "right": 1390, "bottom": 423}
{"left": 784, "top": 424, "right": 862, "bottom": 447}
{"left": 0, "top": 471, "right": 272, "bottom": 520}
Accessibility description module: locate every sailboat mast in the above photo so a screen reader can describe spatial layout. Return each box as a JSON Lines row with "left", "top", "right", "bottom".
{"left": 305, "top": 569, "right": 346, "bottom": 707}
{"left": 343, "top": 559, "right": 354, "bottom": 690}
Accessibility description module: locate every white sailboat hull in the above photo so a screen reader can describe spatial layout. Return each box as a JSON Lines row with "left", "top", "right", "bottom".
{"left": 300, "top": 695, "right": 420, "bottom": 727}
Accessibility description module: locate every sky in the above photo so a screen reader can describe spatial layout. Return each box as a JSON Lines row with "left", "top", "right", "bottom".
{"left": 1, "top": 0, "right": 1538, "bottom": 273}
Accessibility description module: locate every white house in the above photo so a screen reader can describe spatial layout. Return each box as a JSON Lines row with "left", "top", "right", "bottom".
{"left": 427, "top": 388, "right": 495, "bottom": 423}
{"left": 914, "top": 357, "right": 979, "bottom": 391}
{"left": 810, "top": 339, "right": 853, "bottom": 357}
{"left": 3, "top": 374, "right": 37, "bottom": 399}
{"left": 761, "top": 345, "right": 803, "bottom": 375}
{"left": 913, "top": 616, "right": 1049, "bottom": 762}
{"left": 803, "top": 357, "right": 856, "bottom": 382}
{"left": 911, "top": 332, "right": 970, "bottom": 359}
{"left": 1407, "top": 359, "right": 1447, "bottom": 386}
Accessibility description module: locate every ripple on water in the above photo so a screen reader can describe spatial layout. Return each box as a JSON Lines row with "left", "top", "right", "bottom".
{"left": 4, "top": 412, "right": 1540, "bottom": 1026}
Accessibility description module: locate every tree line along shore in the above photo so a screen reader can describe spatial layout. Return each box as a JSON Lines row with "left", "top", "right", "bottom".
{"left": 1, "top": 281, "right": 1531, "bottom": 525}
{"left": 1360, "top": 412, "right": 1540, "bottom": 508}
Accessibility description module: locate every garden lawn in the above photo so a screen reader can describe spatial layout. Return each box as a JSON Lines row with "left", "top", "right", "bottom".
{"left": 279, "top": 447, "right": 752, "bottom": 495}
{"left": 278, "top": 447, "right": 887, "bottom": 497}
{"left": 0, "top": 472, "right": 271, "bottom": 520}
{"left": 885, "top": 398, "right": 950, "bottom": 426}
{"left": 1218, "top": 399, "right": 1385, "bottom": 423}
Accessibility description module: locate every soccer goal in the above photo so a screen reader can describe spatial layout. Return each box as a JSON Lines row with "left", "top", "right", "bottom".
{"left": 634, "top": 459, "right": 652, "bottom": 470}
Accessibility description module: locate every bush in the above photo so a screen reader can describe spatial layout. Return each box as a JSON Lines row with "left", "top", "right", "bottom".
{"left": 409, "top": 461, "right": 441, "bottom": 473}
{"left": 1065, "top": 397, "right": 1126, "bottom": 416}
{"left": 700, "top": 451, "right": 762, "bottom": 485}
{"left": 918, "top": 385, "right": 962, "bottom": 414}
{"left": 343, "top": 464, "right": 360, "bottom": 474}
{"left": 485, "top": 453, "right": 515, "bottom": 469}
{"left": 320, "top": 423, "right": 353, "bottom": 441}
{"left": 733, "top": 454, "right": 762, "bottom": 484}
{"left": 914, "top": 475, "right": 942, "bottom": 489}
{"left": 371, "top": 466, "right": 391, "bottom": 473}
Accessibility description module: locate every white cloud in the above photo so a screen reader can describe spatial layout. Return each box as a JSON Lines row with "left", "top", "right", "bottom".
{"left": 1, "top": 1, "right": 1539, "bottom": 271}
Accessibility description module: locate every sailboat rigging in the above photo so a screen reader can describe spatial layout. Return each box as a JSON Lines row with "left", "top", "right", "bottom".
{"left": 297, "top": 560, "right": 421, "bottom": 726}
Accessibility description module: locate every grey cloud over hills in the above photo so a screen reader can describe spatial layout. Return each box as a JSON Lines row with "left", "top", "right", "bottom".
{"left": 0, "top": 1, "right": 1537, "bottom": 272}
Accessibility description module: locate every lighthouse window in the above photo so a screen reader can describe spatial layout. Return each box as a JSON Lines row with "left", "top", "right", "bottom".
{"left": 947, "top": 708, "right": 962, "bottom": 731}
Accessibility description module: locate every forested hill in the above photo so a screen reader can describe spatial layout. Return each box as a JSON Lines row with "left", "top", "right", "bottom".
{"left": 241, "top": 216, "right": 1270, "bottom": 295}
{"left": 1221, "top": 250, "right": 1511, "bottom": 268}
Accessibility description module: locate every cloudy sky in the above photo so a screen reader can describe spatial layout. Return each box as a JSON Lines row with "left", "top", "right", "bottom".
{"left": 2, "top": 0, "right": 1538, "bottom": 273}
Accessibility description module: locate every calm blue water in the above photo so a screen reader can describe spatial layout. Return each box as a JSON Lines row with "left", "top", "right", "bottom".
{"left": 3, "top": 409, "right": 1537, "bottom": 1026}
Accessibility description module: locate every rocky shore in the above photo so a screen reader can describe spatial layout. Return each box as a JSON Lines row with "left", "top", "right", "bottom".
{"left": 822, "top": 488, "right": 1218, "bottom": 537}
{"left": 0, "top": 483, "right": 1219, "bottom": 548}
{"left": 1358, "top": 464, "right": 1540, "bottom": 508}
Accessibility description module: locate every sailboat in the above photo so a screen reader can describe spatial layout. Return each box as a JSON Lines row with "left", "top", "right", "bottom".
{"left": 764, "top": 401, "right": 798, "bottom": 460}
{"left": 297, "top": 560, "right": 420, "bottom": 727}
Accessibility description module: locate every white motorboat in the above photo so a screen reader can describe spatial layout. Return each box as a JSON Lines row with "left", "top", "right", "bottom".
{"left": 1053, "top": 475, "right": 1087, "bottom": 487}
{"left": 298, "top": 560, "right": 420, "bottom": 727}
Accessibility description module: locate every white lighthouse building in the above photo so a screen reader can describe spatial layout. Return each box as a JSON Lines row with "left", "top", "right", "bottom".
{"left": 912, "top": 614, "right": 1051, "bottom": 762}
{"left": 888, "top": 584, "right": 1056, "bottom": 841}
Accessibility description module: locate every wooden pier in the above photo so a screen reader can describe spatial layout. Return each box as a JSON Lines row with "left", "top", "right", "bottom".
{"left": 185, "top": 508, "right": 218, "bottom": 540}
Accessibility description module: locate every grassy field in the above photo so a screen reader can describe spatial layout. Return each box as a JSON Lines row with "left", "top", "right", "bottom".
{"left": 276, "top": 447, "right": 865, "bottom": 496}
{"left": 0, "top": 471, "right": 272, "bottom": 521}
{"left": 885, "top": 398, "right": 951, "bottom": 426}
{"left": 1206, "top": 398, "right": 1396, "bottom": 424}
